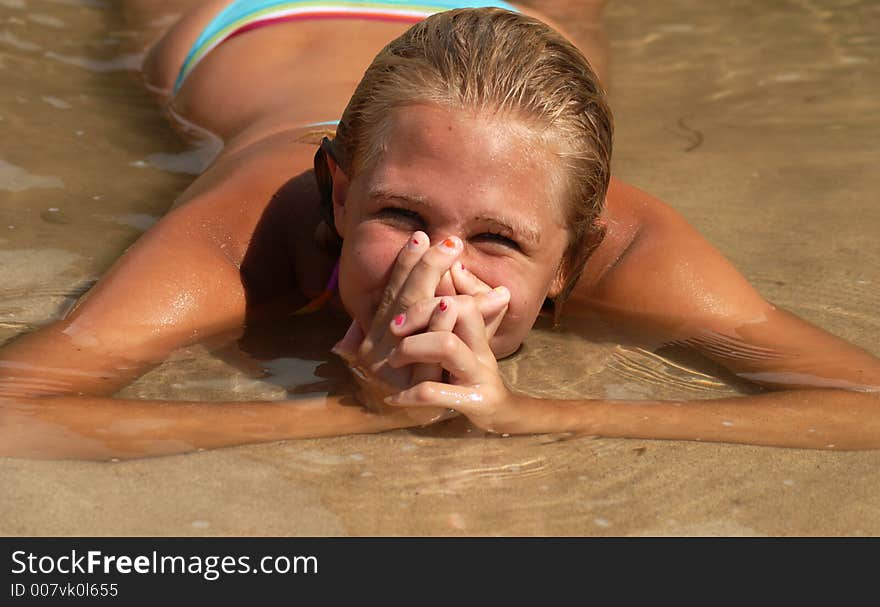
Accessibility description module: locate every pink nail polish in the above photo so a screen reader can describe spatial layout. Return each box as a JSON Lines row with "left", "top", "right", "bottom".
{"left": 439, "top": 299, "right": 448, "bottom": 312}
{"left": 393, "top": 313, "right": 406, "bottom": 326}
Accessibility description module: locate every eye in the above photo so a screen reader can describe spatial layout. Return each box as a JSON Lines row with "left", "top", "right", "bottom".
{"left": 472, "top": 231, "right": 521, "bottom": 251}
{"left": 375, "top": 207, "right": 425, "bottom": 228}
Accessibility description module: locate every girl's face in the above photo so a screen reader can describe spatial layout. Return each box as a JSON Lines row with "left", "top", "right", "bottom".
{"left": 332, "top": 103, "right": 570, "bottom": 357}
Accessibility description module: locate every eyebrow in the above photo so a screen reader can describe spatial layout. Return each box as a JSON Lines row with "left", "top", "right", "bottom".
{"left": 368, "top": 187, "right": 543, "bottom": 248}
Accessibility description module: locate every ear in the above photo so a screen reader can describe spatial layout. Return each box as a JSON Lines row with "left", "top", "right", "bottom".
{"left": 546, "top": 260, "right": 568, "bottom": 300}
{"left": 326, "top": 153, "right": 351, "bottom": 239}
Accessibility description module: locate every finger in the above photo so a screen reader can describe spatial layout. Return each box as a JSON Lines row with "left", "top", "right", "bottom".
{"left": 450, "top": 265, "right": 507, "bottom": 339}
{"left": 388, "top": 331, "right": 484, "bottom": 385}
{"left": 384, "top": 381, "right": 483, "bottom": 413}
{"left": 393, "top": 235, "right": 463, "bottom": 313}
{"left": 371, "top": 230, "right": 429, "bottom": 330}
{"left": 450, "top": 261, "right": 492, "bottom": 296}
{"left": 402, "top": 299, "right": 457, "bottom": 426}
{"left": 410, "top": 296, "right": 457, "bottom": 385}
{"left": 389, "top": 290, "right": 508, "bottom": 338}
{"left": 449, "top": 292, "right": 507, "bottom": 364}
{"left": 330, "top": 320, "right": 365, "bottom": 364}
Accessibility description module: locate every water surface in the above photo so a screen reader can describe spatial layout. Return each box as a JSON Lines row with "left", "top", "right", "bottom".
{"left": 1, "top": 0, "right": 878, "bottom": 535}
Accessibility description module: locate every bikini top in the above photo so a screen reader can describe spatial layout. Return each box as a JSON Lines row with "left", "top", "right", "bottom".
{"left": 292, "top": 258, "right": 340, "bottom": 315}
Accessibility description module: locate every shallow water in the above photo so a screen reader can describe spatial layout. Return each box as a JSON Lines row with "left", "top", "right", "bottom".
{"left": 1, "top": 0, "right": 879, "bottom": 535}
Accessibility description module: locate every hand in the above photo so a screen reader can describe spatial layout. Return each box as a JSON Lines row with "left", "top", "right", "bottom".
{"left": 383, "top": 290, "right": 530, "bottom": 435}
{"left": 332, "top": 232, "right": 508, "bottom": 421}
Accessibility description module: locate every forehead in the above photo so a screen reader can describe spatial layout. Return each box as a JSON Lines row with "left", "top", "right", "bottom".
{"left": 360, "top": 103, "right": 566, "bottom": 228}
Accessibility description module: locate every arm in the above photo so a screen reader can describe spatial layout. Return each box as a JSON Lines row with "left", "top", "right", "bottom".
{"left": 0, "top": 133, "right": 329, "bottom": 399}
{"left": 0, "top": 207, "right": 416, "bottom": 460}
{"left": 566, "top": 177, "right": 880, "bottom": 391}
{"left": 0, "top": 136, "right": 420, "bottom": 460}
{"left": 0, "top": 393, "right": 417, "bottom": 461}
{"left": 480, "top": 391, "right": 880, "bottom": 450}
{"left": 383, "top": 239, "right": 880, "bottom": 450}
{"left": 386, "top": 309, "right": 880, "bottom": 451}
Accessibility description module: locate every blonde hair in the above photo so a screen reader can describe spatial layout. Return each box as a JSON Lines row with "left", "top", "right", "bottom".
{"left": 317, "top": 7, "right": 612, "bottom": 309}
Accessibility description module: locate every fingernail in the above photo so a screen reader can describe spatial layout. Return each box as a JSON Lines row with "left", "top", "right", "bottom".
{"left": 407, "top": 231, "right": 424, "bottom": 250}
{"left": 489, "top": 286, "right": 509, "bottom": 299}
{"left": 439, "top": 299, "right": 449, "bottom": 312}
{"left": 393, "top": 313, "right": 406, "bottom": 326}
{"left": 440, "top": 236, "right": 460, "bottom": 252}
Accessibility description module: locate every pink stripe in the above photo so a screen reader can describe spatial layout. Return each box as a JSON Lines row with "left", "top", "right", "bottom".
{"left": 226, "top": 11, "right": 425, "bottom": 43}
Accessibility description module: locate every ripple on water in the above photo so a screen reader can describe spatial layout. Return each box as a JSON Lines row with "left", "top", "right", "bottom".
{"left": 41, "top": 96, "right": 71, "bottom": 109}
{"left": 0, "top": 159, "right": 64, "bottom": 191}
{"left": 93, "top": 213, "right": 158, "bottom": 232}
{"left": 0, "top": 30, "right": 42, "bottom": 52}
{"left": 46, "top": 0, "right": 109, "bottom": 8}
{"left": 43, "top": 51, "right": 142, "bottom": 73}
{"left": 27, "top": 14, "right": 65, "bottom": 28}
{"left": 0, "top": 249, "right": 90, "bottom": 325}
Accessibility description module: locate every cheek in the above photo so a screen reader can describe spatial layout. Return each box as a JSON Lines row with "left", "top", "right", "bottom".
{"left": 473, "top": 265, "right": 553, "bottom": 357}
{"left": 338, "top": 225, "right": 404, "bottom": 318}
{"left": 473, "top": 262, "right": 553, "bottom": 319}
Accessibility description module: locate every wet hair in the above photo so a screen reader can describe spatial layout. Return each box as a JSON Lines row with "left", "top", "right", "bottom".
{"left": 315, "top": 7, "right": 613, "bottom": 310}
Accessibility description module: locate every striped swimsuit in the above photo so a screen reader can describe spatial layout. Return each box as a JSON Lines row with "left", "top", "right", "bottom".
{"left": 173, "top": 0, "right": 519, "bottom": 95}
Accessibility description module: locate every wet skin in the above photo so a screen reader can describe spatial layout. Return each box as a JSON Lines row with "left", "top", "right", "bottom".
{"left": 0, "top": 0, "right": 879, "bottom": 459}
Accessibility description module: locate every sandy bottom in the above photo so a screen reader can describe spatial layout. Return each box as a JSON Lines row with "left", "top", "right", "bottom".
{"left": 1, "top": 0, "right": 878, "bottom": 536}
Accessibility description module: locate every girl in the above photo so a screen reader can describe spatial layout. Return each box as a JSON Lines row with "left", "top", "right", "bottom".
{"left": 0, "top": 1, "right": 877, "bottom": 460}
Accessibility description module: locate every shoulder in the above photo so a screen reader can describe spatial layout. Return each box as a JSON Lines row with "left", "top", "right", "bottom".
{"left": 165, "top": 132, "right": 321, "bottom": 262}
{"left": 567, "top": 177, "right": 772, "bottom": 336}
